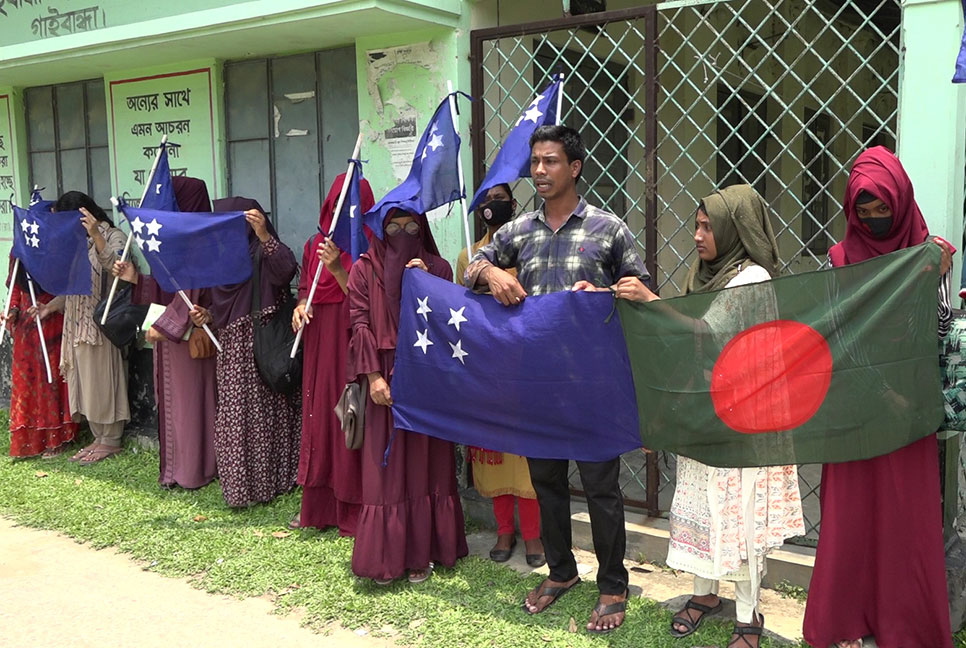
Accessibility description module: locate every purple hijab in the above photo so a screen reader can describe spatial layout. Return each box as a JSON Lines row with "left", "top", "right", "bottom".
{"left": 207, "top": 197, "right": 297, "bottom": 329}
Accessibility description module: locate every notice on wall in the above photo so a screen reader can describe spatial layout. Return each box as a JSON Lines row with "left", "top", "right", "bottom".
{"left": 366, "top": 42, "right": 439, "bottom": 182}
{"left": 109, "top": 68, "right": 217, "bottom": 206}
{"left": 0, "top": 93, "right": 16, "bottom": 242}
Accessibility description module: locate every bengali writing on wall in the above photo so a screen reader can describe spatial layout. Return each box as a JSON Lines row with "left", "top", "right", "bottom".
{"left": 0, "top": 0, "right": 108, "bottom": 39}
{"left": 0, "top": 94, "right": 16, "bottom": 241}
{"left": 110, "top": 70, "right": 217, "bottom": 207}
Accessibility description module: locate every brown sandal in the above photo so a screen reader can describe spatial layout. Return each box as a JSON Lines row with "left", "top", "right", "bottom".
{"left": 79, "top": 446, "right": 123, "bottom": 466}
{"left": 68, "top": 443, "right": 99, "bottom": 462}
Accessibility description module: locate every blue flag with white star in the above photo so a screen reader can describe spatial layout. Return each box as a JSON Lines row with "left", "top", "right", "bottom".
{"left": 117, "top": 205, "right": 252, "bottom": 292}
{"left": 140, "top": 141, "right": 178, "bottom": 211}
{"left": 330, "top": 161, "right": 369, "bottom": 261}
{"left": 11, "top": 204, "right": 91, "bottom": 295}
{"left": 364, "top": 94, "right": 465, "bottom": 231}
{"left": 391, "top": 269, "right": 642, "bottom": 462}
{"left": 468, "top": 76, "right": 562, "bottom": 212}
{"left": 28, "top": 187, "right": 54, "bottom": 212}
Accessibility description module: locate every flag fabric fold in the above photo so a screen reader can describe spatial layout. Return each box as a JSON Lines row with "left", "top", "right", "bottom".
{"left": 117, "top": 205, "right": 252, "bottom": 293}
{"left": 330, "top": 160, "right": 370, "bottom": 261}
{"left": 619, "top": 243, "right": 945, "bottom": 467}
{"left": 391, "top": 269, "right": 641, "bottom": 462}
{"left": 364, "top": 94, "right": 465, "bottom": 230}
{"left": 139, "top": 142, "right": 179, "bottom": 211}
{"left": 11, "top": 204, "right": 91, "bottom": 295}
{"left": 468, "top": 77, "right": 562, "bottom": 212}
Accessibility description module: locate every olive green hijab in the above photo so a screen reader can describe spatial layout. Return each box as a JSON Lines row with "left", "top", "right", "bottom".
{"left": 684, "top": 184, "right": 781, "bottom": 294}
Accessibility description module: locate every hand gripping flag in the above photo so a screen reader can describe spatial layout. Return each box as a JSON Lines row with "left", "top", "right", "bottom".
{"left": 468, "top": 77, "right": 562, "bottom": 212}
{"left": 117, "top": 204, "right": 252, "bottom": 293}
{"left": 139, "top": 141, "right": 178, "bottom": 211}
{"left": 330, "top": 161, "right": 369, "bottom": 261}
{"left": 619, "top": 243, "right": 945, "bottom": 468}
{"left": 364, "top": 94, "right": 465, "bottom": 233}
{"left": 391, "top": 269, "right": 642, "bottom": 462}
{"left": 11, "top": 204, "right": 91, "bottom": 295}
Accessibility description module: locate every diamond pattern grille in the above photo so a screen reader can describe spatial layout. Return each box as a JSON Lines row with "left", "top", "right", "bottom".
{"left": 471, "top": 0, "right": 901, "bottom": 543}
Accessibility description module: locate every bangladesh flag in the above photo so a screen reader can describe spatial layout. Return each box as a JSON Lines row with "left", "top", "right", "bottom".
{"left": 618, "top": 243, "right": 944, "bottom": 468}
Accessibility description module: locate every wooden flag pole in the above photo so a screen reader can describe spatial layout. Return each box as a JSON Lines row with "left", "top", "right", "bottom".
{"left": 108, "top": 196, "right": 223, "bottom": 354}
{"left": 290, "top": 132, "right": 363, "bottom": 359}
{"left": 26, "top": 278, "right": 53, "bottom": 384}
{"left": 446, "top": 80, "right": 474, "bottom": 262}
{"left": 101, "top": 134, "right": 168, "bottom": 325}
{"left": 0, "top": 258, "right": 19, "bottom": 346}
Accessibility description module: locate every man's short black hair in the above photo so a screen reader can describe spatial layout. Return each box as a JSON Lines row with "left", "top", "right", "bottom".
{"left": 529, "top": 125, "right": 586, "bottom": 181}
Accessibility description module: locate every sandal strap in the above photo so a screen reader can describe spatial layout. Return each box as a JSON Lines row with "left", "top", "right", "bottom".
{"left": 593, "top": 599, "right": 627, "bottom": 618}
{"left": 684, "top": 599, "right": 717, "bottom": 615}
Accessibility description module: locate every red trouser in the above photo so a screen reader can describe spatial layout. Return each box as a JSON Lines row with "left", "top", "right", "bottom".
{"left": 492, "top": 494, "right": 540, "bottom": 540}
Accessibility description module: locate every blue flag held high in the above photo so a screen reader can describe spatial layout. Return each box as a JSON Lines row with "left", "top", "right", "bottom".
{"left": 391, "top": 270, "right": 641, "bottom": 462}
{"left": 11, "top": 205, "right": 91, "bottom": 295}
{"left": 364, "top": 94, "right": 465, "bottom": 231}
{"left": 468, "top": 76, "right": 562, "bottom": 212}
{"left": 330, "top": 161, "right": 369, "bottom": 261}
{"left": 28, "top": 187, "right": 54, "bottom": 212}
{"left": 117, "top": 205, "right": 252, "bottom": 293}
{"left": 139, "top": 142, "right": 178, "bottom": 211}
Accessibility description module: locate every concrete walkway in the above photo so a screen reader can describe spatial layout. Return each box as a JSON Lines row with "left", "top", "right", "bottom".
{"left": 0, "top": 516, "right": 809, "bottom": 647}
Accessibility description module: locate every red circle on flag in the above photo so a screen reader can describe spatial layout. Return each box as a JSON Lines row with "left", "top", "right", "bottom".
{"left": 710, "top": 320, "right": 832, "bottom": 434}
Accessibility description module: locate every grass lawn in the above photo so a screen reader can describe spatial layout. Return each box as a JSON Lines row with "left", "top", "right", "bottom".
{"left": 1, "top": 411, "right": 957, "bottom": 647}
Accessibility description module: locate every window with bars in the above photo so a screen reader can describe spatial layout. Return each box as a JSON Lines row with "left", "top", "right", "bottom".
{"left": 803, "top": 109, "right": 832, "bottom": 255}
{"left": 25, "top": 79, "right": 110, "bottom": 206}
{"left": 716, "top": 84, "right": 769, "bottom": 197}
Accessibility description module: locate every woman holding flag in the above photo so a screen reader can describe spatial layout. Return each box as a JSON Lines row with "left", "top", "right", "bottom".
{"left": 614, "top": 185, "right": 805, "bottom": 647}
{"left": 188, "top": 198, "right": 302, "bottom": 508}
{"left": 3, "top": 262, "right": 77, "bottom": 458}
{"left": 802, "top": 147, "right": 954, "bottom": 648}
{"left": 55, "top": 192, "right": 131, "bottom": 465}
{"left": 345, "top": 208, "right": 467, "bottom": 585}
{"left": 289, "top": 174, "right": 374, "bottom": 533}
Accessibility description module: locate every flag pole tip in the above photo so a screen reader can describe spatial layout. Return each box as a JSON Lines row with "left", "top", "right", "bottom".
{"left": 110, "top": 196, "right": 120, "bottom": 207}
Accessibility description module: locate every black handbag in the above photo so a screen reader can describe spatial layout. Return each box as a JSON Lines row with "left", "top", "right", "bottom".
{"left": 93, "top": 271, "right": 149, "bottom": 349}
{"left": 251, "top": 248, "right": 302, "bottom": 394}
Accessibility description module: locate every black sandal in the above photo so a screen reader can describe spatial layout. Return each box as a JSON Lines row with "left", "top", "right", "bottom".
{"left": 587, "top": 588, "right": 629, "bottom": 634}
{"left": 728, "top": 614, "right": 764, "bottom": 648}
{"left": 669, "top": 597, "right": 723, "bottom": 638}
{"left": 521, "top": 577, "right": 580, "bottom": 614}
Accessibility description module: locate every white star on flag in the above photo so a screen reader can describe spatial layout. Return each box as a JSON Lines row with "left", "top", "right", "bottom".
{"left": 145, "top": 219, "right": 163, "bottom": 237}
{"left": 447, "top": 306, "right": 467, "bottom": 332}
{"left": 516, "top": 95, "right": 546, "bottom": 126}
{"left": 349, "top": 205, "right": 357, "bottom": 219}
{"left": 427, "top": 133, "right": 444, "bottom": 152}
{"left": 130, "top": 216, "right": 145, "bottom": 234}
{"left": 416, "top": 296, "right": 432, "bottom": 321}
{"left": 28, "top": 234, "right": 39, "bottom": 248}
{"left": 523, "top": 105, "right": 544, "bottom": 124}
{"left": 28, "top": 220, "right": 39, "bottom": 235}
{"left": 414, "top": 329, "right": 434, "bottom": 354}
{"left": 134, "top": 234, "right": 145, "bottom": 249}
{"left": 449, "top": 339, "right": 468, "bottom": 365}
{"left": 20, "top": 219, "right": 30, "bottom": 234}
{"left": 145, "top": 237, "right": 162, "bottom": 253}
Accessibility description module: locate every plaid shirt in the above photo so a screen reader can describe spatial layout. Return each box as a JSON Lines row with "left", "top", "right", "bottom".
{"left": 465, "top": 197, "right": 648, "bottom": 296}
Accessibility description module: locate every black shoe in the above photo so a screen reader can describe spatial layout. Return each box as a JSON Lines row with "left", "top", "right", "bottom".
{"left": 525, "top": 552, "right": 547, "bottom": 568}
{"left": 489, "top": 536, "right": 517, "bottom": 562}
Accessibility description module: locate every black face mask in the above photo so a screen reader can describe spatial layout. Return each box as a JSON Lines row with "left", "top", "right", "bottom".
{"left": 863, "top": 216, "right": 893, "bottom": 239}
{"left": 479, "top": 200, "right": 514, "bottom": 229}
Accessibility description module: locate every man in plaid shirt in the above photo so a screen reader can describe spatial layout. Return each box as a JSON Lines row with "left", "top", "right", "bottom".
{"left": 465, "top": 125, "right": 648, "bottom": 634}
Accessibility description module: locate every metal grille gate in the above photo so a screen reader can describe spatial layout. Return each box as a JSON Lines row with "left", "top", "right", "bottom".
{"left": 469, "top": 0, "right": 902, "bottom": 544}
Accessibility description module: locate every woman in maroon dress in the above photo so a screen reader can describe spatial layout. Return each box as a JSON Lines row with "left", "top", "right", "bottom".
{"left": 116, "top": 177, "right": 218, "bottom": 489}
{"left": 346, "top": 208, "right": 467, "bottom": 584}
{"left": 291, "top": 174, "right": 374, "bottom": 533}
{"left": 803, "top": 146, "right": 954, "bottom": 648}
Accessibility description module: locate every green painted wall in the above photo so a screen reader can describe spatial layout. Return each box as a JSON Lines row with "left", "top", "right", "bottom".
{"left": 0, "top": 87, "right": 29, "bottom": 309}
{"left": 355, "top": 21, "right": 472, "bottom": 270}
